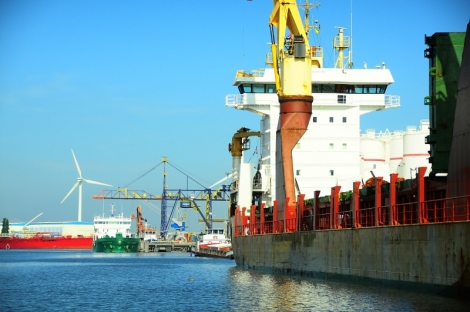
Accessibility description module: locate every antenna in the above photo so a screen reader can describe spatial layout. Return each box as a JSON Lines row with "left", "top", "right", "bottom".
{"left": 299, "top": 0, "right": 321, "bottom": 40}
{"left": 350, "top": 0, "right": 353, "bottom": 68}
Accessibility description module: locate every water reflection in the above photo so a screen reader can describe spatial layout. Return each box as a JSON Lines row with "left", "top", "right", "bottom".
{"left": 228, "top": 267, "right": 467, "bottom": 311}
{"left": 1, "top": 250, "right": 467, "bottom": 311}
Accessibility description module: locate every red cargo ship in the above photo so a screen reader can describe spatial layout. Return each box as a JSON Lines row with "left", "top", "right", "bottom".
{"left": 0, "top": 233, "right": 92, "bottom": 249}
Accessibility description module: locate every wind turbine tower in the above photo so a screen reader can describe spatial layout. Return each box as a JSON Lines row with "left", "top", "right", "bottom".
{"left": 61, "top": 149, "right": 112, "bottom": 221}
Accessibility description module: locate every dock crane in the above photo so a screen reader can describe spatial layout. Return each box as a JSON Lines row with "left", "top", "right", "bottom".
{"left": 135, "top": 206, "right": 157, "bottom": 240}
{"left": 228, "top": 127, "right": 261, "bottom": 214}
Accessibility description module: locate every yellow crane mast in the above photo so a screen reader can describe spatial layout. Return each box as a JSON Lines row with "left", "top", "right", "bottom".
{"left": 269, "top": 0, "right": 313, "bottom": 227}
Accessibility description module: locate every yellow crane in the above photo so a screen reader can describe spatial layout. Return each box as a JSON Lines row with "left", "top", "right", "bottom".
{"left": 269, "top": 0, "right": 314, "bottom": 224}
{"left": 92, "top": 187, "right": 230, "bottom": 231}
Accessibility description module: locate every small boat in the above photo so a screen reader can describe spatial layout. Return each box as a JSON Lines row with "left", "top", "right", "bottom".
{"left": 193, "top": 228, "right": 233, "bottom": 259}
{"left": 93, "top": 204, "right": 139, "bottom": 253}
{"left": 194, "top": 243, "right": 234, "bottom": 259}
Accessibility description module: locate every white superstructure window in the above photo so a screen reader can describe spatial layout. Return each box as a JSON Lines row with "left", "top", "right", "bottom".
{"left": 296, "top": 143, "right": 301, "bottom": 149}
{"left": 342, "top": 143, "right": 347, "bottom": 150}
{"left": 329, "top": 117, "right": 334, "bottom": 123}
{"left": 329, "top": 143, "right": 334, "bottom": 149}
{"left": 338, "top": 95, "right": 346, "bottom": 103}
{"left": 330, "top": 170, "right": 334, "bottom": 176}
{"left": 312, "top": 117, "right": 317, "bottom": 123}
{"left": 343, "top": 117, "right": 347, "bottom": 123}
{"left": 296, "top": 170, "right": 301, "bottom": 176}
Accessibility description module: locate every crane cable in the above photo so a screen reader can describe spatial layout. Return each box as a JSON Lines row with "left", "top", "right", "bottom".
{"left": 167, "top": 161, "right": 210, "bottom": 189}
{"left": 122, "top": 161, "right": 163, "bottom": 188}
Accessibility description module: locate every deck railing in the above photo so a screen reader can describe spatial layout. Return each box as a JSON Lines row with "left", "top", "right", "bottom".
{"left": 234, "top": 195, "right": 470, "bottom": 236}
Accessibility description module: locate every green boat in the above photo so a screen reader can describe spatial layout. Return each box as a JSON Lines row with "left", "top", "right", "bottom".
{"left": 93, "top": 204, "right": 140, "bottom": 253}
{"left": 93, "top": 233, "right": 139, "bottom": 253}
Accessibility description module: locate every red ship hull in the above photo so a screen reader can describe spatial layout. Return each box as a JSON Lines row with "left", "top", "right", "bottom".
{"left": 0, "top": 236, "right": 93, "bottom": 249}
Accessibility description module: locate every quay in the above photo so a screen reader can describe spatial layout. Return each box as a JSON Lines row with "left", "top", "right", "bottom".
{"left": 139, "top": 240, "right": 196, "bottom": 253}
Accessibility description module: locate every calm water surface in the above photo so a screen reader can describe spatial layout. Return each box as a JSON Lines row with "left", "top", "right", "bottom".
{"left": 1, "top": 250, "right": 467, "bottom": 311}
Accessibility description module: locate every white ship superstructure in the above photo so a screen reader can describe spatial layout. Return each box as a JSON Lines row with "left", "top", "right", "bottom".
{"left": 93, "top": 204, "right": 134, "bottom": 240}
{"left": 225, "top": 27, "right": 430, "bottom": 210}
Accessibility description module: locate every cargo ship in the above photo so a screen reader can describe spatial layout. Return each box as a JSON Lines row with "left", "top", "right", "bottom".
{"left": 93, "top": 204, "right": 139, "bottom": 252}
{"left": 226, "top": 1, "right": 470, "bottom": 296}
{"left": 0, "top": 233, "right": 92, "bottom": 249}
{"left": 1, "top": 216, "right": 93, "bottom": 249}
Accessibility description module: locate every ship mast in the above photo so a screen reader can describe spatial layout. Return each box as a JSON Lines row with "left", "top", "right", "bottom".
{"left": 298, "top": 0, "right": 321, "bottom": 40}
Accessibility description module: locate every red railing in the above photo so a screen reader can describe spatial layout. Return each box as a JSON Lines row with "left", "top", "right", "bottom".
{"left": 234, "top": 195, "right": 470, "bottom": 236}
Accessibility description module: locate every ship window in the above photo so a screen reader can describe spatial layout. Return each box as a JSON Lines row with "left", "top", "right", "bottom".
{"left": 321, "top": 84, "right": 335, "bottom": 93}
{"left": 296, "top": 143, "right": 301, "bottom": 149}
{"left": 355, "top": 85, "right": 364, "bottom": 93}
{"left": 239, "top": 84, "right": 252, "bottom": 94}
{"left": 329, "top": 117, "right": 334, "bottom": 123}
{"left": 253, "top": 84, "right": 264, "bottom": 93}
{"left": 329, "top": 143, "right": 334, "bottom": 149}
{"left": 343, "top": 117, "right": 347, "bottom": 123}
{"left": 312, "top": 84, "right": 321, "bottom": 92}
{"left": 266, "top": 84, "right": 276, "bottom": 93}
{"left": 342, "top": 143, "right": 347, "bottom": 150}
{"left": 330, "top": 170, "right": 334, "bottom": 176}
{"left": 296, "top": 170, "right": 301, "bottom": 176}
{"left": 311, "top": 84, "right": 388, "bottom": 94}
{"left": 338, "top": 95, "right": 346, "bottom": 104}
{"left": 312, "top": 116, "right": 317, "bottom": 123}
{"left": 335, "top": 84, "right": 347, "bottom": 93}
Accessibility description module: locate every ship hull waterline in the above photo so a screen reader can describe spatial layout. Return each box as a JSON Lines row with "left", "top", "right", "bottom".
{"left": 0, "top": 237, "right": 93, "bottom": 249}
{"left": 92, "top": 236, "right": 140, "bottom": 253}
{"left": 232, "top": 219, "right": 470, "bottom": 296}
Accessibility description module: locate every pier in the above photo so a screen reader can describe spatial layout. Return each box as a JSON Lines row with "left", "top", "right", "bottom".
{"left": 139, "top": 240, "right": 196, "bottom": 253}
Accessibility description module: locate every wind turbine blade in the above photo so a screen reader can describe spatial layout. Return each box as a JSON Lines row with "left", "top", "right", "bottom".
{"left": 83, "top": 179, "right": 112, "bottom": 187}
{"left": 60, "top": 182, "right": 80, "bottom": 204}
{"left": 209, "top": 173, "right": 233, "bottom": 189}
{"left": 71, "top": 149, "right": 82, "bottom": 178}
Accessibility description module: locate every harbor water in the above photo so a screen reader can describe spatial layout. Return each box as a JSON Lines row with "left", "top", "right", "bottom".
{"left": 1, "top": 250, "right": 467, "bottom": 311}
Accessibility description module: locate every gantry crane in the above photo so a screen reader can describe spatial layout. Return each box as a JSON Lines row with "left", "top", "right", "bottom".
{"left": 92, "top": 158, "right": 230, "bottom": 238}
{"left": 93, "top": 187, "right": 230, "bottom": 237}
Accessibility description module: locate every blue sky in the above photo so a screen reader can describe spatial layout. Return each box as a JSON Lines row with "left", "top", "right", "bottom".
{"left": 0, "top": 0, "right": 468, "bottom": 231}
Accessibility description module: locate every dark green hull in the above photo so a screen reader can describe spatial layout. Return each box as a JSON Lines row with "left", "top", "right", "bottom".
{"left": 93, "top": 234, "right": 140, "bottom": 253}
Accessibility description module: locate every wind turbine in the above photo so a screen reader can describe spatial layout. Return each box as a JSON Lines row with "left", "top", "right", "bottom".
{"left": 61, "top": 149, "right": 112, "bottom": 221}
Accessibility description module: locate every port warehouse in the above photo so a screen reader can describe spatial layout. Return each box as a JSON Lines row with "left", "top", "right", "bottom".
{"left": 9, "top": 222, "right": 93, "bottom": 237}
{"left": 232, "top": 168, "right": 470, "bottom": 292}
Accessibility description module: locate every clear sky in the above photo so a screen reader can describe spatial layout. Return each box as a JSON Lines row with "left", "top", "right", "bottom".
{"left": 0, "top": 0, "right": 468, "bottom": 231}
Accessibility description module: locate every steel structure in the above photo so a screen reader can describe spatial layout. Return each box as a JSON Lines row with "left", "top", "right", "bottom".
{"left": 92, "top": 186, "right": 230, "bottom": 238}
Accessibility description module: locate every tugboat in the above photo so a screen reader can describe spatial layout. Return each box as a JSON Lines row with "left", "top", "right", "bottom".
{"left": 93, "top": 204, "right": 139, "bottom": 253}
{"left": 193, "top": 228, "right": 233, "bottom": 259}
